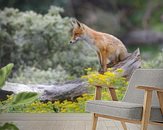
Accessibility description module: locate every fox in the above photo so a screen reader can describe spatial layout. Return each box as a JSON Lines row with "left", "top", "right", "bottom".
{"left": 69, "top": 19, "right": 128, "bottom": 73}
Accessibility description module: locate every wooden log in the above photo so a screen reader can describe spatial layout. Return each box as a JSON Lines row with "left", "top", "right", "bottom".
{"left": 112, "top": 48, "right": 141, "bottom": 80}
{"left": 2, "top": 79, "right": 88, "bottom": 101}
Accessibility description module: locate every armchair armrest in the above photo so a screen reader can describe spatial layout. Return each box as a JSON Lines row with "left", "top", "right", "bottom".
{"left": 136, "top": 85, "right": 163, "bottom": 92}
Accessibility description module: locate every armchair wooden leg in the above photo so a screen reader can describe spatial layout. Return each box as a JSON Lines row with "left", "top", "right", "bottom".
{"left": 141, "top": 90, "right": 152, "bottom": 130}
{"left": 121, "top": 121, "right": 127, "bottom": 130}
{"left": 92, "top": 113, "right": 98, "bottom": 130}
{"left": 157, "top": 91, "right": 163, "bottom": 114}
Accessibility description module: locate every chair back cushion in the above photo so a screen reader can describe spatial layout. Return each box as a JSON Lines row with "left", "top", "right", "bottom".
{"left": 123, "top": 69, "right": 163, "bottom": 107}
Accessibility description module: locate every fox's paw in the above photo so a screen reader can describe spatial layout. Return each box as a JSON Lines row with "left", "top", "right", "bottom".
{"left": 98, "top": 68, "right": 104, "bottom": 74}
{"left": 107, "top": 62, "right": 117, "bottom": 68}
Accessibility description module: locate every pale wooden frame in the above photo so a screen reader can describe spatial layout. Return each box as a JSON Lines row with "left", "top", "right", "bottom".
{"left": 91, "top": 85, "right": 163, "bottom": 130}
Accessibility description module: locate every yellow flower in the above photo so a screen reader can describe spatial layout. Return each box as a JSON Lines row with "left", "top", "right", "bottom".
{"left": 84, "top": 67, "right": 92, "bottom": 71}
{"left": 61, "top": 109, "right": 67, "bottom": 113}
{"left": 116, "top": 68, "right": 124, "bottom": 73}
{"left": 82, "top": 93, "right": 88, "bottom": 97}
{"left": 107, "top": 68, "right": 113, "bottom": 71}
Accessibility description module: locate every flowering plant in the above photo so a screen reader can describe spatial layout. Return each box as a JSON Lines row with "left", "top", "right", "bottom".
{"left": 82, "top": 68, "right": 128, "bottom": 88}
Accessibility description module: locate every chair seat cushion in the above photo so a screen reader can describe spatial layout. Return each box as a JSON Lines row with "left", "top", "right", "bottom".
{"left": 86, "top": 100, "right": 163, "bottom": 122}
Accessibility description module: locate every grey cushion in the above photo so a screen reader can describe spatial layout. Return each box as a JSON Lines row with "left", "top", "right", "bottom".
{"left": 86, "top": 100, "right": 163, "bottom": 122}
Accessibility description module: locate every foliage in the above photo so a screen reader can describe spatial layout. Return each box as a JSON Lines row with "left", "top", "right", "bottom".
{"left": 9, "top": 66, "right": 72, "bottom": 84}
{"left": 0, "top": 64, "right": 39, "bottom": 130}
{"left": 0, "top": 64, "right": 39, "bottom": 113}
{"left": 82, "top": 68, "right": 128, "bottom": 88}
{"left": 51, "top": 85, "right": 126, "bottom": 113}
{"left": 0, "top": 64, "right": 39, "bottom": 114}
{"left": 0, "top": 123, "right": 19, "bottom": 130}
{"left": 0, "top": 7, "right": 98, "bottom": 76}
{"left": 52, "top": 69, "right": 127, "bottom": 113}
{"left": 0, "top": 67, "right": 127, "bottom": 113}
{"left": 0, "top": 0, "right": 68, "bottom": 14}
{"left": 54, "top": 93, "right": 93, "bottom": 113}
{"left": 143, "top": 50, "right": 163, "bottom": 68}
{"left": 0, "top": 63, "right": 14, "bottom": 88}
{"left": 0, "top": 92, "right": 38, "bottom": 113}
{"left": 11, "top": 92, "right": 38, "bottom": 106}
{"left": 2, "top": 87, "right": 127, "bottom": 113}
{"left": 1, "top": 95, "right": 56, "bottom": 113}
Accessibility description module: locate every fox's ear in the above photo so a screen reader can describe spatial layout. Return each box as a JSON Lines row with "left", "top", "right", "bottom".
{"left": 71, "top": 18, "right": 82, "bottom": 28}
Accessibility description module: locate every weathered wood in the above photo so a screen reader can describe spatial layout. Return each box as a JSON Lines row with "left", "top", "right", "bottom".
{"left": 2, "top": 79, "right": 88, "bottom": 101}
{"left": 112, "top": 48, "right": 141, "bottom": 80}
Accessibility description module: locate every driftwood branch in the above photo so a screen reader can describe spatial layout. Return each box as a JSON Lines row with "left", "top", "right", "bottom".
{"left": 112, "top": 48, "right": 141, "bottom": 79}
{"left": 2, "top": 79, "right": 88, "bottom": 101}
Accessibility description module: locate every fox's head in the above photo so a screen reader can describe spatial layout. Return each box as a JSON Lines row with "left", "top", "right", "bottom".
{"left": 70, "top": 19, "right": 85, "bottom": 44}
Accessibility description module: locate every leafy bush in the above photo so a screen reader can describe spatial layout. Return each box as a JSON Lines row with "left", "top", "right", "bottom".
{"left": 0, "top": 123, "right": 19, "bottom": 130}
{"left": 0, "top": 63, "right": 14, "bottom": 87}
{"left": 0, "top": 64, "right": 38, "bottom": 114}
{"left": 1, "top": 95, "right": 56, "bottom": 113}
{"left": 2, "top": 87, "right": 126, "bottom": 113}
{"left": 0, "top": 7, "right": 98, "bottom": 76}
{"left": 9, "top": 66, "right": 72, "bottom": 84}
{"left": 0, "top": 64, "right": 39, "bottom": 130}
{"left": 0, "top": 92, "right": 38, "bottom": 113}
{"left": 143, "top": 50, "right": 163, "bottom": 68}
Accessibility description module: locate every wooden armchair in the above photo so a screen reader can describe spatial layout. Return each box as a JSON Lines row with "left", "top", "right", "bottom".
{"left": 86, "top": 69, "right": 163, "bottom": 130}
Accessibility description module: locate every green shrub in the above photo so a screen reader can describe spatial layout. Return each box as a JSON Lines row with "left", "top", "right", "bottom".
{"left": 143, "top": 50, "right": 163, "bottom": 68}
{"left": 0, "top": 123, "right": 19, "bottom": 130}
{"left": 2, "top": 87, "right": 126, "bottom": 113}
{"left": 9, "top": 66, "right": 72, "bottom": 84}
{"left": 0, "top": 7, "right": 98, "bottom": 76}
{"left": 1, "top": 95, "right": 56, "bottom": 113}
{"left": 0, "top": 64, "right": 39, "bottom": 114}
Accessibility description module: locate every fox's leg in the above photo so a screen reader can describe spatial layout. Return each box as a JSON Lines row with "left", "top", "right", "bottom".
{"left": 100, "top": 50, "right": 108, "bottom": 73}
{"left": 97, "top": 51, "right": 102, "bottom": 66}
{"left": 97, "top": 52, "right": 104, "bottom": 74}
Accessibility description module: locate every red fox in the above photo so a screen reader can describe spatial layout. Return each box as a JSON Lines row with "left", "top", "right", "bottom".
{"left": 70, "top": 19, "right": 128, "bottom": 73}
